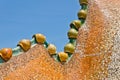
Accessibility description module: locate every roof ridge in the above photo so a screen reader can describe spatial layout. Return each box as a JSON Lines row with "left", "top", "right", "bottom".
{"left": 0, "top": 0, "right": 88, "bottom": 64}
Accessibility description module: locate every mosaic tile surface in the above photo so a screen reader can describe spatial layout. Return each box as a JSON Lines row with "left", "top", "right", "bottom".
{"left": 0, "top": 0, "right": 120, "bottom": 80}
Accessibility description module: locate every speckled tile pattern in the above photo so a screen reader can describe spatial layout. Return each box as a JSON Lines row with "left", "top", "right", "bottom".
{"left": 0, "top": 0, "right": 120, "bottom": 80}
{"left": 75, "top": 0, "right": 120, "bottom": 79}
{"left": 0, "top": 45, "right": 65, "bottom": 80}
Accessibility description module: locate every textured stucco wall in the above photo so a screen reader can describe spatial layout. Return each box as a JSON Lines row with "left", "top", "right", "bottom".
{"left": 0, "top": 0, "right": 120, "bottom": 80}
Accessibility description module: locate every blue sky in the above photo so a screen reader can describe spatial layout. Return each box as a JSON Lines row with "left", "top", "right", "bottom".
{"left": 0, "top": 0, "right": 80, "bottom": 52}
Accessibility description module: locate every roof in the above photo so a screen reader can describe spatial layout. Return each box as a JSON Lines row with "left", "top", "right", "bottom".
{"left": 0, "top": 0, "right": 120, "bottom": 79}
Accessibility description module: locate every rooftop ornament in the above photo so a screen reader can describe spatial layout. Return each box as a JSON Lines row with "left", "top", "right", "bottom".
{"left": 0, "top": 0, "right": 88, "bottom": 63}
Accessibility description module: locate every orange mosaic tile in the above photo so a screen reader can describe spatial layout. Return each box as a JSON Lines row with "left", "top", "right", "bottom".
{"left": 0, "top": 0, "right": 120, "bottom": 80}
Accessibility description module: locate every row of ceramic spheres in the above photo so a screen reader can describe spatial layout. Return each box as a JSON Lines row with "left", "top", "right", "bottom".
{"left": 0, "top": 0, "right": 88, "bottom": 62}
{"left": 57, "top": 0, "right": 88, "bottom": 62}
